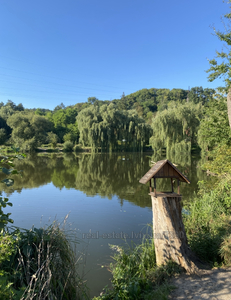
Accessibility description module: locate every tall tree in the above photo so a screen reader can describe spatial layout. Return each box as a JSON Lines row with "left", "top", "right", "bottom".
{"left": 77, "top": 104, "right": 151, "bottom": 152}
{"left": 150, "top": 102, "right": 203, "bottom": 153}
{"left": 7, "top": 112, "right": 53, "bottom": 151}
{"left": 198, "top": 93, "right": 231, "bottom": 153}
{"left": 207, "top": 0, "right": 231, "bottom": 128}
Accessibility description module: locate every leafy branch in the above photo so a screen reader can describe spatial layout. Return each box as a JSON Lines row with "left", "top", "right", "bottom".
{"left": 0, "top": 146, "right": 26, "bottom": 231}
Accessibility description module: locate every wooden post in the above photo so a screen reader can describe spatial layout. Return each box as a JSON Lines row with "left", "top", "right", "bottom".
{"left": 151, "top": 194, "right": 198, "bottom": 273}
{"left": 171, "top": 178, "right": 174, "bottom": 193}
{"left": 177, "top": 179, "right": 180, "bottom": 195}
{"left": 154, "top": 178, "right": 156, "bottom": 196}
{"left": 149, "top": 180, "right": 152, "bottom": 193}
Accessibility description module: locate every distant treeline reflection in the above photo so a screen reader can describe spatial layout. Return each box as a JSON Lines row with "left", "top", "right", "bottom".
{"left": 0, "top": 153, "right": 208, "bottom": 207}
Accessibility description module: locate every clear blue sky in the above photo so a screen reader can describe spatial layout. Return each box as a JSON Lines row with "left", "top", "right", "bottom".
{"left": 0, "top": 0, "right": 228, "bottom": 110}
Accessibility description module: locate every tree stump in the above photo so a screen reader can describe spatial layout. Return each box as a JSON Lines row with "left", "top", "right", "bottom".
{"left": 151, "top": 193, "right": 198, "bottom": 273}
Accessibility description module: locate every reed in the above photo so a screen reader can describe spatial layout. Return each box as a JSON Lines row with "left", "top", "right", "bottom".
{"left": 1, "top": 217, "right": 88, "bottom": 300}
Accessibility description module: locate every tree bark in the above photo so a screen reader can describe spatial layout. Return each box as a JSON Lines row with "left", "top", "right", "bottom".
{"left": 227, "top": 88, "right": 231, "bottom": 130}
{"left": 151, "top": 194, "right": 198, "bottom": 273}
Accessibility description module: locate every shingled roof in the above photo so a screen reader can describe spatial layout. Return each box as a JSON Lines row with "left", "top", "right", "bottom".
{"left": 139, "top": 159, "right": 190, "bottom": 184}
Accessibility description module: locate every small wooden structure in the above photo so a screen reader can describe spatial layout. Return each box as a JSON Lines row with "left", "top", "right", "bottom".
{"left": 139, "top": 159, "right": 190, "bottom": 196}
{"left": 139, "top": 160, "right": 197, "bottom": 273}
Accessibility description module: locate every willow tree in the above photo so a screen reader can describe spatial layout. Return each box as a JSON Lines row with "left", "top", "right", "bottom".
{"left": 150, "top": 102, "right": 203, "bottom": 154}
{"left": 76, "top": 104, "right": 152, "bottom": 152}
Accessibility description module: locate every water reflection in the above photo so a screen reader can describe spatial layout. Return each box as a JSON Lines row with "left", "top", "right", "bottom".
{"left": 0, "top": 151, "right": 208, "bottom": 298}
{"left": 0, "top": 152, "right": 208, "bottom": 206}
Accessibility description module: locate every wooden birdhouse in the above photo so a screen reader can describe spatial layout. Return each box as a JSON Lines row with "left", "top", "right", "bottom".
{"left": 139, "top": 159, "right": 190, "bottom": 197}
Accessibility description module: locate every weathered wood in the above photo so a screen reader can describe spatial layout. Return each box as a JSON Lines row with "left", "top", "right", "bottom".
{"left": 154, "top": 177, "right": 156, "bottom": 196}
{"left": 171, "top": 178, "right": 174, "bottom": 193}
{"left": 151, "top": 195, "right": 198, "bottom": 273}
{"left": 139, "top": 159, "right": 190, "bottom": 185}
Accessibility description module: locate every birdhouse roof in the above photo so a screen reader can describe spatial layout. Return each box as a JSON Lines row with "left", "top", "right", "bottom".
{"left": 139, "top": 159, "right": 190, "bottom": 184}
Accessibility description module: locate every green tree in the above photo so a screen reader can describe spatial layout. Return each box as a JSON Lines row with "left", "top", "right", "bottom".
{"left": 47, "top": 132, "right": 59, "bottom": 148}
{"left": 150, "top": 102, "right": 203, "bottom": 153}
{"left": 188, "top": 87, "right": 215, "bottom": 105}
{"left": 207, "top": 0, "right": 231, "bottom": 128}
{"left": 88, "top": 97, "right": 98, "bottom": 105}
{"left": 0, "top": 129, "right": 7, "bottom": 145}
{"left": 53, "top": 102, "right": 65, "bottom": 112}
{"left": 77, "top": 104, "right": 151, "bottom": 152}
{"left": 198, "top": 93, "right": 231, "bottom": 153}
{"left": 52, "top": 107, "right": 78, "bottom": 142}
{"left": 7, "top": 112, "right": 53, "bottom": 151}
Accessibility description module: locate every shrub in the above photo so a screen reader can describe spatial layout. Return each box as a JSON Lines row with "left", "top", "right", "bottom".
{"left": 220, "top": 233, "right": 231, "bottom": 266}
{"left": 63, "top": 141, "right": 73, "bottom": 152}
{"left": 73, "top": 144, "right": 83, "bottom": 153}
{"left": 94, "top": 236, "right": 181, "bottom": 300}
{"left": 1, "top": 221, "right": 88, "bottom": 300}
{"left": 184, "top": 177, "right": 231, "bottom": 264}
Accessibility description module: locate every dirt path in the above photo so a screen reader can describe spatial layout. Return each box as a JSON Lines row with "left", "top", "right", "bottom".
{"left": 168, "top": 268, "right": 231, "bottom": 300}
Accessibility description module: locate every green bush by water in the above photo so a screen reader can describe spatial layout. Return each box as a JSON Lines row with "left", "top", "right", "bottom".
{"left": 63, "top": 141, "right": 74, "bottom": 152}
{"left": 94, "top": 237, "right": 181, "bottom": 300}
{"left": 0, "top": 220, "right": 88, "bottom": 300}
{"left": 184, "top": 176, "right": 231, "bottom": 265}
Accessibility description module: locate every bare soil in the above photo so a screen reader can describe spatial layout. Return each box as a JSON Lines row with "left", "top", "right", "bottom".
{"left": 168, "top": 268, "right": 231, "bottom": 300}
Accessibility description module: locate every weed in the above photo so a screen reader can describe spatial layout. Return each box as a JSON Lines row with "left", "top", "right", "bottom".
{"left": 0, "top": 218, "right": 88, "bottom": 300}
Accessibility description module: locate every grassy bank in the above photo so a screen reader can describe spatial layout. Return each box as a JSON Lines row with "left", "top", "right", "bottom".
{"left": 94, "top": 172, "right": 231, "bottom": 299}
{"left": 93, "top": 236, "right": 182, "bottom": 300}
{"left": 0, "top": 219, "right": 88, "bottom": 300}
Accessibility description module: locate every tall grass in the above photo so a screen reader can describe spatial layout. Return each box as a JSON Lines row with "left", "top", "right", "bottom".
{"left": 0, "top": 218, "right": 88, "bottom": 300}
{"left": 94, "top": 235, "right": 181, "bottom": 300}
{"left": 184, "top": 176, "right": 231, "bottom": 265}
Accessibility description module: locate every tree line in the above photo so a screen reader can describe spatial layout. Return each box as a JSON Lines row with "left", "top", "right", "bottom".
{"left": 0, "top": 86, "right": 217, "bottom": 152}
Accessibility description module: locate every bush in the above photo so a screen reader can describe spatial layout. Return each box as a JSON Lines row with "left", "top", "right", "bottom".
{"left": 184, "top": 177, "right": 231, "bottom": 265}
{"left": 94, "top": 236, "right": 181, "bottom": 300}
{"left": 220, "top": 233, "right": 231, "bottom": 266}
{"left": 1, "top": 221, "right": 88, "bottom": 300}
{"left": 73, "top": 144, "right": 83, "bottom": 153}
{"left": 63, "top": 141, "right": 73, "bottom": 152}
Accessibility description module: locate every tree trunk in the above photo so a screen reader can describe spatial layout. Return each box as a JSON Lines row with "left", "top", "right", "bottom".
{"left": 227, "top": 88, "right": 231, "bottom": 130}
{"left": 151, "top": 194, "right": 198, "bottom": 273}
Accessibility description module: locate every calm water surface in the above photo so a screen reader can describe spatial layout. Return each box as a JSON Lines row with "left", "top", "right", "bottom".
{"left": 1, "top": 152, "right": 207, "bottom": 298}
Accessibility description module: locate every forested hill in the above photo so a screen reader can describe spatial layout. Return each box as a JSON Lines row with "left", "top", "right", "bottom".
{"left": 73, "top": 86, "right": 215, "bottom": 120}
{"left": 0, "top": 86, "right": 215, "bottom": 152}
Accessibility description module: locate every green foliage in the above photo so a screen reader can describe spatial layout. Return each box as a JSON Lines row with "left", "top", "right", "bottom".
{"left": 0, "top": 198, "right": 13, "bottom": 230}
{"left": 184, "top": 176, "right": 231, "bottom": 264}
{"left": 0, "top": 147, "right": 26, "bottom": 230}
{"left": 198, "top": 94, "right": 231, "bottom": 152}
{"left": 94, "top": 237, "right": 180, "bottom": 300}
{"left": 73, "top": 144, "right": 83, "bottom": 153}
{"left": 220, "top": 233, "right": 231, "bottom": 266}
{"left": 77, "top": 104, "right": 152, "bottom": 152}
{"left": 51, "top": 107, "right": 78, "bottom": 142}
{"left": 63, "top": 141, "right": 74, "bottom": 152}
{"left": 206, "top": 1, "right": 231, "bottom": 90}
{"left": 203, "top": 145, "right": 231, "bottom": 176}
{"left": 7, "top": 112, "right": 54, "bottom": 151}
{"left": 63, "top": 123, "right": 79, "bottom": 144}
{"left": 187, "top": 87, "right": 214, "bottom": 105}
{"left": 47, "top": 132, "right": 59, "bottom": 148}
{"left": 0, "top": 128, "right": 7, "bottom": 145}
{"left": 150, "top": 102, "right": 203, "bottom": 153}
{"left": 0, "top": 221, "right": 87, "bottom": 300}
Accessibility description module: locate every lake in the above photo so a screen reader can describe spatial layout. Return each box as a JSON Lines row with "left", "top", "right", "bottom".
{"left": 0, "top": 152, "right": 207, "bottom": 298}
